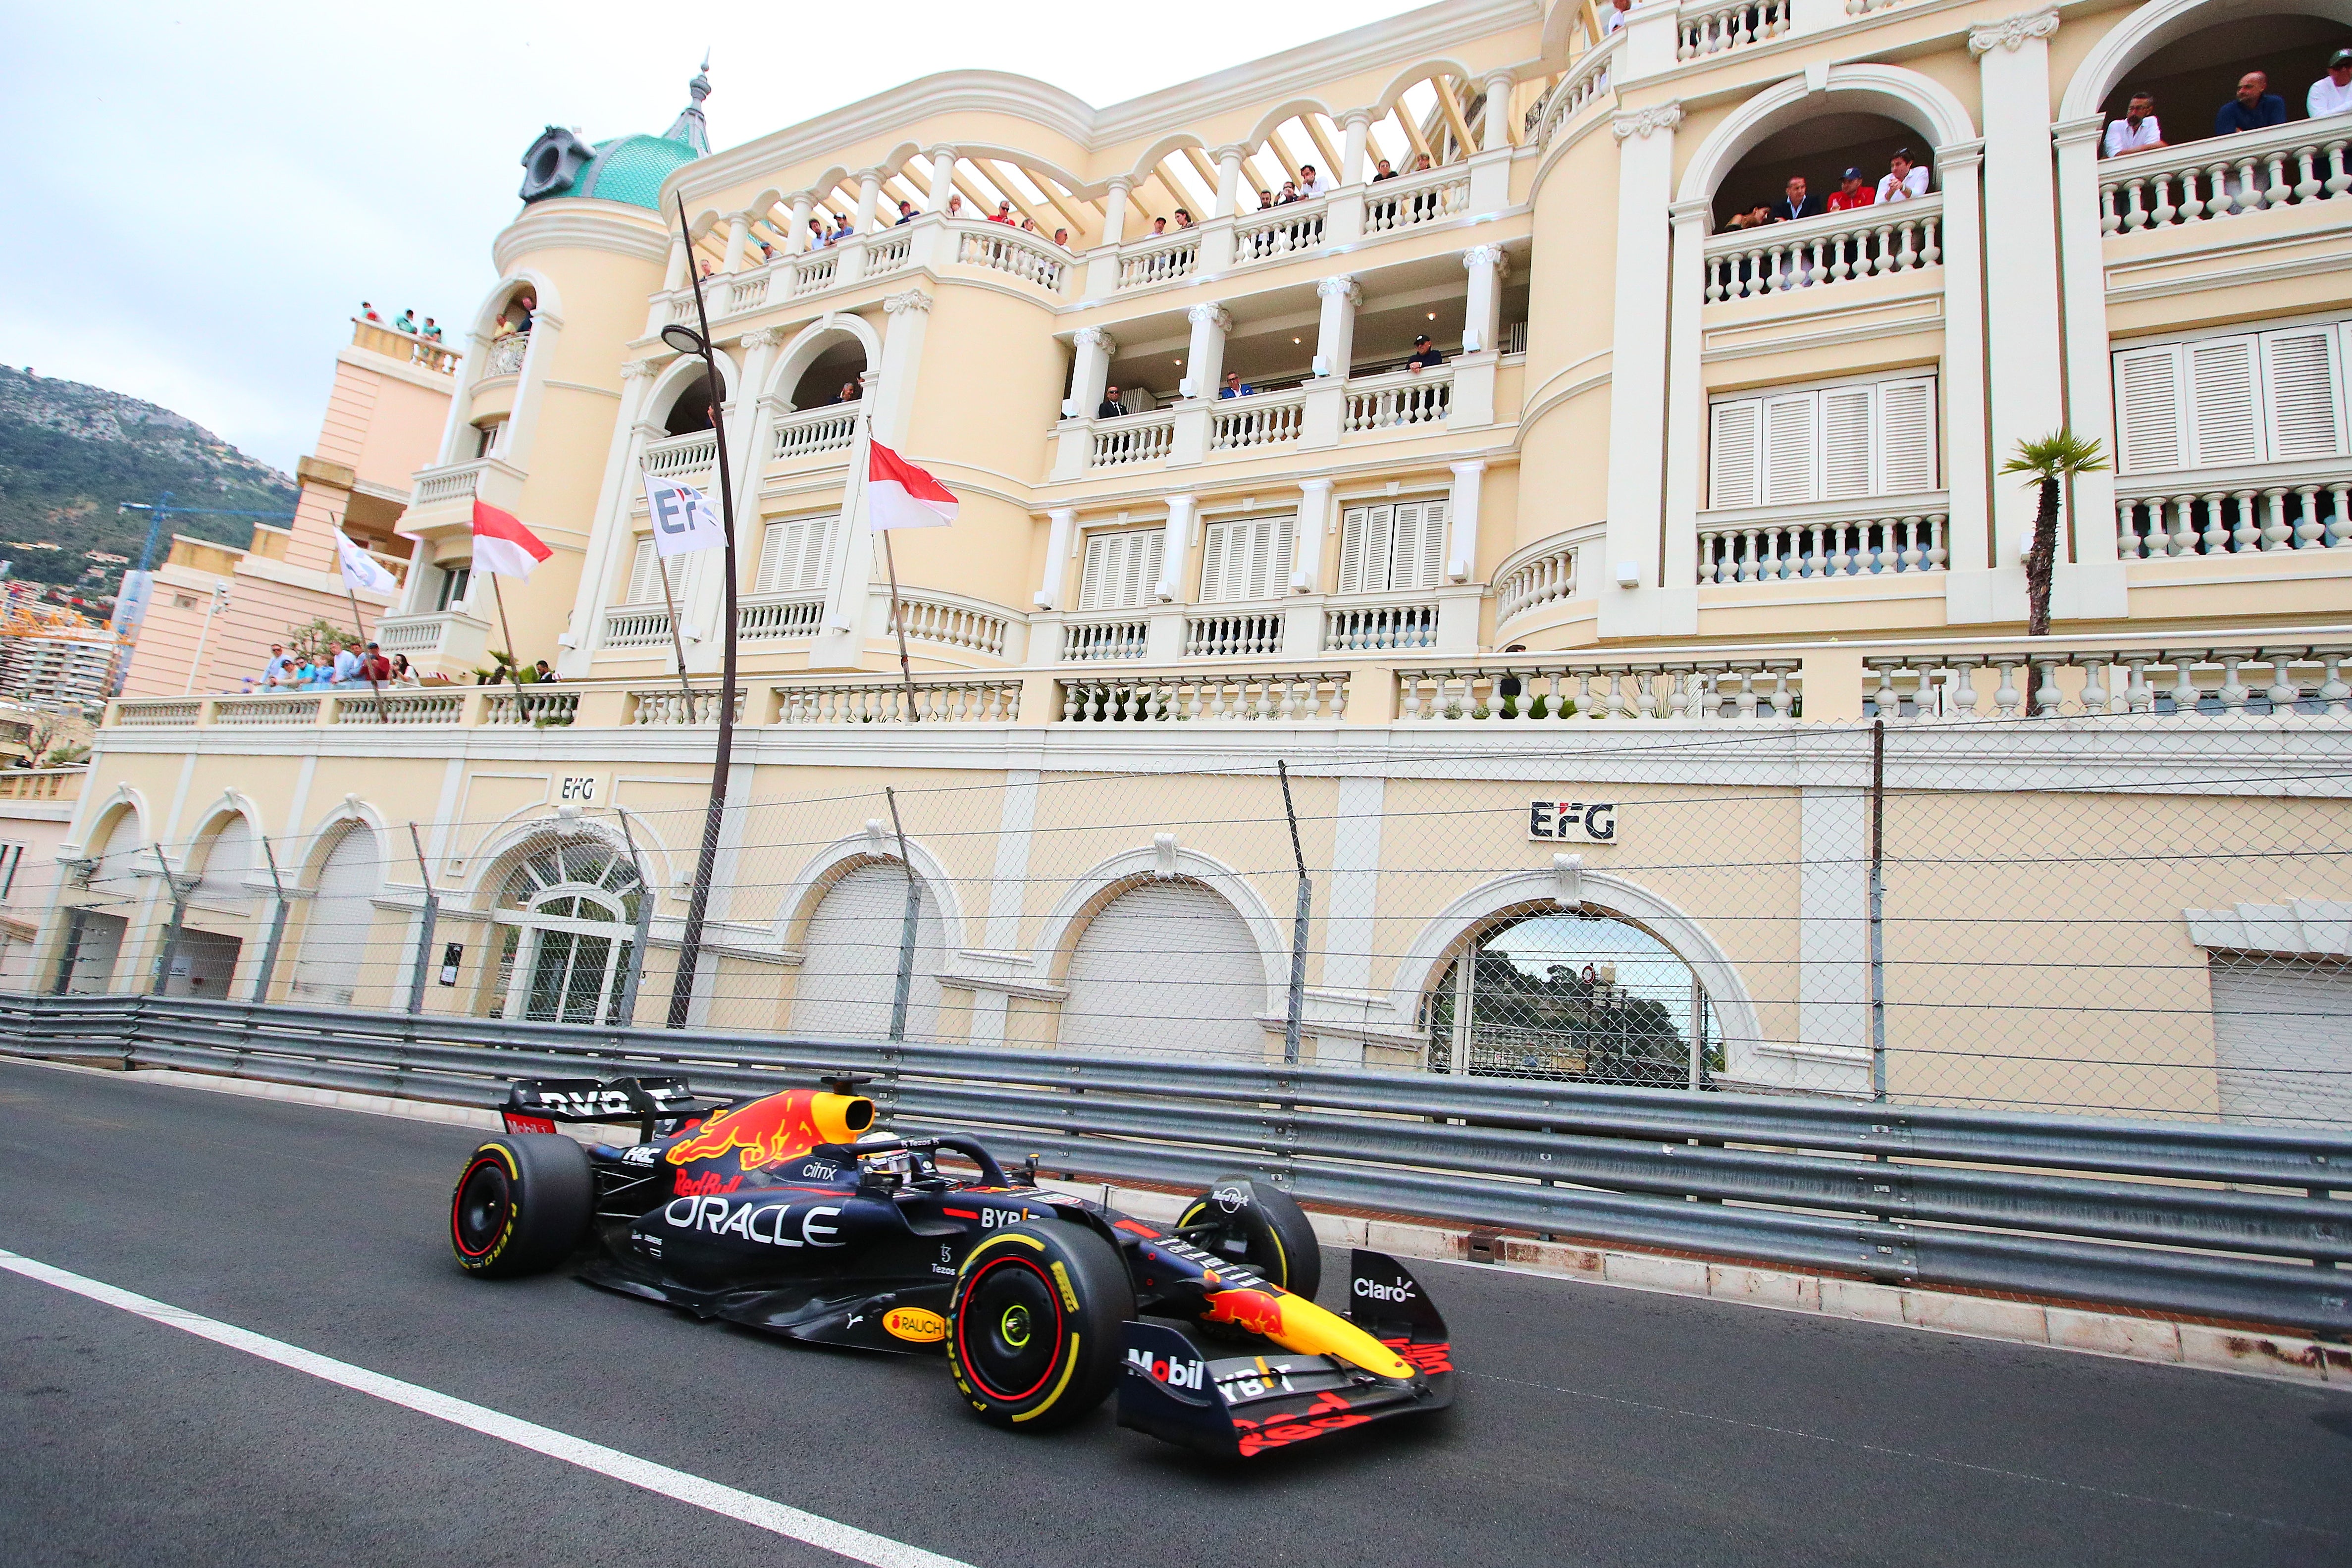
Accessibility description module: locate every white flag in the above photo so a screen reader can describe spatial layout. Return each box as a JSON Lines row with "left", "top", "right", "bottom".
{"left": 643, "top": 472, "right": 726, "bottom": 557}
{"left": 335, "top": 530, "right": 399, "bottom": 594}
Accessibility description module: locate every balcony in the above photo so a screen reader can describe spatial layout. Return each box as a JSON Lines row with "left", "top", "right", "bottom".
{"left": 639, "top": 429, "right": 718, "bottom": 491}
{"left": 648, "top": 217, "right": 1071, "bottom": 337}
{"left": 403, "top": 458, "right": 524, "bottom": 537}
{"left": 351, "top": 318, "right": 460, "bottom": 375}
{"left": 1060, "top": 364, "right": 1469, "bottom": 479}
{"left": 1702, "top": 198, "right": 1943, "bottom": 306}
{"left": 600, "top": 605, "right": 675, "bottom": 650}
{"left": 1322, "top": 594, "right": 1441, "bottom": 653}
{"left": 769, "top": 405, "right": 858, "bottom": 464}
{"left": 1493, "top": 534, "right": 1583, "bottom": 632}
{"left": 2115, "top": 459, "right": 2352, "bottom": 560}
{"left": 2099, "top": 121, "right": 2352, "bottom": 239}
{"left": 371, "top": 609, "right": 493, "bottom": 671}
{"left": 1695, "top": 495, "right": 1950, "bottom": 584}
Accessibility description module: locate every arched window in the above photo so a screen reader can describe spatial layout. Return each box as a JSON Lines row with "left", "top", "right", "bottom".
{"left": 791, "top": 861, "right": 944, "bottom": 1041}
{"left": 1060, "top": 880, "right": 1265, "bottom": 1059}
{"left": 294, "top": 822, "right": 383, "bottom": 1007}
{"left": 787, "top": 338, "right": 868, "bottom": 412}
{"left": 487, "top": 836, "right": 644, "bottom": 1024}
{"left": 1422, "top": 909, "right": 1716, "bottom": 1087}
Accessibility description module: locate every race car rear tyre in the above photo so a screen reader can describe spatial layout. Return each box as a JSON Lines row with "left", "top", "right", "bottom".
{"left": 1177, "top": 1176, "right": 1322, "bottom": 1301}
{"left": 947, "top": 1218, "right": 1134, "bottom": 1431}
{"left": 450, "top": 1134, "right": 591, "bottom": 1278}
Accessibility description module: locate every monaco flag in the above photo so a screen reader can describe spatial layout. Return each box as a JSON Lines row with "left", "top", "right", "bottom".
{"left": 866, "top": 439, "right": 958, "bottom": 530}
{"left": 471, "top": 499, "right": 553, "bottom": 579}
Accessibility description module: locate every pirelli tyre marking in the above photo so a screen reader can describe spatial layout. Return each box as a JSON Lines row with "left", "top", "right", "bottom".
{"left": 451, "top": 1145, "right": 520, "bottom": 1269}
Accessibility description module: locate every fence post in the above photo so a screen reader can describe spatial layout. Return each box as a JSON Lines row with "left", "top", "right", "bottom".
{"left": 885, "top": 786, "right": 920, "bottom": 1049}
{"left": 614, "top": 808, "right": 655, "bottom": 1027}
{"left": 148, "top": 845, "right": 187, "bottom": 995}
{"left": 1277, "top": 761, "right": 1311, "bottom": 1067}
{"left": 1869, "top": 717, "right": 1888, "bottom": 1101}
{"left": 252, "top": 836, "right": 292, "bottom": 1003}
{"left": 405, "top": 823, "right": 438, "bottom": 1016}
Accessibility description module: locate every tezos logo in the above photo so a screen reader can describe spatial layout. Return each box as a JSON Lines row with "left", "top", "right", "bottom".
{"left": 1126, "top": 1346, "right": 1206, "bottom": 1391}
{"left": 1212, "top": 1185, "right": 1248, "bottom": 1214}
{"left": 1355, "top": 1275, "right": 1418, "bottom": 1304}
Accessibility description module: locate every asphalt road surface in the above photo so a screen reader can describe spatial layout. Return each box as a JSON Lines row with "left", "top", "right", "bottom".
{"left": 3, "top": 1057, "right": 2349, "bottom": 1568}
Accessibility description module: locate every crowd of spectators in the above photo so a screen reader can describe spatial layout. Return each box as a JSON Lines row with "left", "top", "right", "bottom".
{"left": 258, "top": 640, "right": 412, "bottom": 692}
{"left": 2097, "top": 51, "right": 2352, "bottom": 158}
{"left": 1717, "top": 149, "right": 1930, "bottom": 233}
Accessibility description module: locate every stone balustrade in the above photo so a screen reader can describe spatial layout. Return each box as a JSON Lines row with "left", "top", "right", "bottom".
{"left": 1362, "top": 167, "right": 1471, "bottom": 236}
{"left": 956, "top": 228, "right": 1068, "bottom": 291}
{"left": 628, "top": 687, "right": 744, "bottom": 726}
{"left": 483, "top": 689, "right": 578, "bottom": 727}
{"left": 1530, "top": 33, "right": 1620, "bottom": 148}
{"left": 641, "top": 430, "right": 719, "bottom": 484}
{"left": 1089, "top": 412, "right": 1176, "bottom": 469}
{"left": 1494, "top": 540, "right": 1580, "bottom": 627}
{"left": 1061, "top": 616, "right": 1152, "bottom": 662}
{"left": 1233, "top": 201, "right": 1328, "bottom": 267}
{"left": 1704, "top": 197, "right": 1943, "bottom": 302}
{"left": 1059, "top": 670, "right": 1351, "bottom": 722}
{"left": 738, "top": 593, "right": 827, "bottom": 642}
{"left": 2115, "top": 463, "right": 2352, "bottom": 559}
{"left": 1116, "top": 233, "right": 1201, "bottom": 291}
{"left": 1697, "top": 499, "right": 1949, "bottom": 583}
{"left": 412, "top": 463, "right": 487, "bottom": 506}
{"left": 1399, "top": 660, "right": 1803, "bottom": 722}
{"left": 329, "top": 690, "right": 466, "bottom": 725}
{"left": 897, "top": 594, "right": 1012, "bottom": 659}
{"left": 1676, "top": 0, "right": 1790, "bottom": 59}
{"left": 602, "top": 606, "right": 674, "bottom": 650}
{"left": 1323, "top": 600, "right": 1439, "bottom": 652}
{"left": 1343, "top": 367, "right": 1452, "bottom": 433}
{"left": 0, "top": 768, "right": 81, "bottom": 801}
{"left": 2099, "top": 122, "right": 2352, "bottom": 236}
{"left": 210, "top": 696, "right": 318, "bottom": 727}
{"left": 1208, "top": 391, "right": 1305, "bottom": 452}
{"left": 774, "top": 679, "right": 1022, "bottom": 724}
{"left": 1184, "top": 611, "right": 1285, "bottom": 658}
{"left": 1862, "top": 644, "right": 2352, "bottom": 720}
{"left": 771, "top": 405, "right": 859, "bottom": 462}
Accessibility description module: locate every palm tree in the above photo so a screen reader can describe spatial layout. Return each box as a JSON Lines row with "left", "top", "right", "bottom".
{"left": 2000, "top": 431, "right": 2108, "bottom": 638}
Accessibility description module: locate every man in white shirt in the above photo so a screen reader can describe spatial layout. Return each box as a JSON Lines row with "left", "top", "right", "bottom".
{"left": 1602, "top": 0, "right": 1632, "bottom": 34}
{"left": 2311, "top": 50, "right": 2352, "bottom": 118}
{"left": 1875, "top": 149, "right": 1931, "bottom": 204}
{"left": 1298, "top": 164, "right": 1329, "bottom": 200}
{"left": 330, "top": 642, "right": 362, "bottom": 685}
{"left": 2101, "top": 92, "right": 2166, "bottom": 157}
{"left": 262, "top": 644, "right": 293, "bottom": 688}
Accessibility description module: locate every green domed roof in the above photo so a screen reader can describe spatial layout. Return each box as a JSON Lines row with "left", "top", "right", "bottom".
{"left": 574, "top": 133, "right": 702, "bottom": 209}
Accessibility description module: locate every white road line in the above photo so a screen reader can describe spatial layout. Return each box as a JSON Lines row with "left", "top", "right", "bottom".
{"left": 0, "top": 1247, "right": 974, "bottom": 1568}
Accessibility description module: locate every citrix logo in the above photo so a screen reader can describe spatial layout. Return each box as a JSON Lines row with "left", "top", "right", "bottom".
{"left": 1126, "top": 1346, "right": 1206, "bottom": 1390}
{"left": 1354, "top": 1275, "right": 1417, "bottom": 1303}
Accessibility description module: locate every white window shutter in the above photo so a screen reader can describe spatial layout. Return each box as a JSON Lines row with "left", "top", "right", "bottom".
{"left": 625, "top": 540, "right": 681, "bottom": 604}
{"left": 1263, "top": 515, "right": 1296, "bottom": 598}
{"left": 1413, "top": 500, "right": 1448, "bottom": 589}
{"left": 1337, "top": 506, "right": 1369, "bottom": 593}
{"left": 1708, "top": 400, "right": 1760, "bottom": 509}
{"left": 2259, "top": 326, "right": 2344, "bottom": 461}
{"left": 1199, "top": 523, "right": 1228, "bottom": 604}
{"left": 1078, "top": 534, "right": 1112, "bottom": 611}
{"left": 1142, "top": 529, "right": 1165, "bottom": 604}
{"left": 2111, "top": 344, "right": 2184, "bottom": 473}
{"left": 1820, "top": 386, "right": 1875, "bottom": 500}
{"left": 754, "top": 523, "right": 788, "bottom": 593}
{"left": 1877, "top": 378, "right": 1938, "bottom": 494}
{"left": 1344, "top": 504, "right": 1396, "bottom": 593}
{"left": 757, "top": 514, "right": 836, "bottom": 594}
{"left": 2186, "top": 336, "right": 2261, "bottom": 468}
{"left": 1762, "top": 393, "right": 1819, "bottom": 505}
{"left": 1389, "top": 504, "right": 1427, "bottom": 591}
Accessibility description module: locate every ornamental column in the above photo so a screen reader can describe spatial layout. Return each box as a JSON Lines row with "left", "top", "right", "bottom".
{"left": 1213, "top": 147, "right": 1246, "bottom": 218}
{"left": 1479, "top": 70, "right": 1516, "bottom": 150}
{"left": 1170, "top": 305, "right": 1230, "bottom": 465}
{"left": 853, "top": 169, "right": 883, "bottom": 232}
{"left": 925, "top": 147, "right": 957, "bottom": 212}
{"left": 1339, "top": 111, "right": 1372, "bottom": 185}
{"left": 786, "top": 192, "right": 813, "bottom": 252}
{"left": 664, "top": 236, "right": 690, "bottom": 288}
{"left": 1304, "top": 276, "right": 1358, "bottom": 447}
{"left": 1599, "top": 101, "right": 1690, "bottom": 639}
{"left": 1935, "top": 142, "right": 1991, "bottom": 591}
{"left": 1281, "top": 478, "right": 1335, "bottom": 658}
{"left": 1036, "top": 507, "right": 1076, "bottom": 609}
{"left": 1070, "top": 326, "right": 1117, "bottom": 417}
{"left": 722, "top": 213, "right": 751, "bottom": 273}
{"left": 561, "top": 359, "right": 660, "bottom": 675}
{"left": 2053, "top": 111, "right": 2121, "bottom": 577}
{"left": 1086, "top": 177, "right": 1133, "bottom": 300}
{"left": 1100, "top": 177, "right": 1132, "bottom": 245}
{"left": 1154, "top": 492, "right": 1196, "bottom": 606}
{"left": 1660, "top": 197, "right": 1711, "bottom": 598}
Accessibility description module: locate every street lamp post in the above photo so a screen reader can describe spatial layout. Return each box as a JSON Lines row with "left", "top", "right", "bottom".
{"left": 660, "top": 196, "right": 743, "bottom": 1031}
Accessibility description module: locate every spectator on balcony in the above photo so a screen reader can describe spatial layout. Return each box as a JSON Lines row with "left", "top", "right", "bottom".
{"left": 1218, "top": 370, "right": 1255, "bottom": 398}
{"left": 758, "top": 240, "right": 774, "bottom": 261}
{"left": 1098, "top": 385, "right": 1126, "bottom": 419}
{"left": 361, "top": 642, "right": 392, "bottom": 682}
{"left": 946, "top": 194, "right": 964, "bottom": 217}
{"left": 1257, "top": 187, "right": 1276, "bottom": 208}
{"left": 1275, "top": 180, "right": 1299, "bottom": 205}
{"left": 2216, "top": 71, "right": 2287, "bottom": 134}
{"left": 1174, "top": 209, "right": 1195, "bottom": 227}
{"left": 391, "top": 655, "right": 419, "bottom": 686}
{"left": 393, "top": 309, "right": 418, "bottom": 334}
{"left": 1875, "top": 150, "right": 1930, "bottom": 204}
{"left": 1300, "top": 164, "right": 1329, "bottom": 199}
{"left": 533, "top": 660, "right": 557, "bottom": 683}
{"left": 699, "top": 258, "right": 715, "bottom": 278}
{"left": 2310, "top": 51, "right": 2352, "bottom": 118}
{"left": 1602, "top": 0, "right": 1632, "bottom": 33}
{"left": 990, "top": 200, "right": 1016, "bottom": 224}
{"left": 1406, "top": 334, "right": 1444, "bottom": 374}
{"left": 1052, "top": 227, "right": 1070, "bottom": 247}
{"left": 2102, "top": 92, "right": 2166, "bottom": 157}
{"left": 896, "top": 199, "right": 918, "bottom": 224}
{"left": 1718, "top": 204, "right": 1775, "bottom": 232}
{"left": 1150, "top": 216, "right": 1169, "bottom": 235}
{"left": 1411, "top": 153, "right": 1433, "bottom": 173}
{"left": 261, "top": 644, "right": 293, "bottom": 688}
{"left": 361, "top": 302, "right": 380, "bottom": 322}
{"left": 422, "top": 317, "right": 443, "bottom": 342}
{"left": 836, "top": 381, "right": 862, "bottom": 405}
{"left": 330, "top": 641, "right": 362, "bottom": 686}
{"left": 1826, "top": 168, "right": 1875, "bottom": 211}
{"left": 1372, "top": 159, "right": 1397, "bottom": 182}
{"left": 1020, "top": 215, "right": 1039, "bottom": 233}
{"left": 1772, "top": 176, "right": 1821, "bottom": 222}
{"left": 808, "top": 215, "right": 828, "bottom": 247}
{"left": 833, "top": 214, "right": 857, "bottom": 245}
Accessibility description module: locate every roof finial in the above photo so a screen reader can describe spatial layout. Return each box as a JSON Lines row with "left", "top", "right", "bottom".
{"left": 666, "top": 57, "right": 711, "bottom": 155}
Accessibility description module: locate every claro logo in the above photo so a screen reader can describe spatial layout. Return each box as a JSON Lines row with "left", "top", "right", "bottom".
{"left": 1355, "top": 1275, "right": 1418, "bottom": 1304}
{"left": 662, "top": 1196, "right": 845, "bottom": 1248}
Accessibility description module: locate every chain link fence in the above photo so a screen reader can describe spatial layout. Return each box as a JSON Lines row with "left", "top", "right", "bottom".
{"left": 37, "top": 714, "right": 2352, "bottom": 1127}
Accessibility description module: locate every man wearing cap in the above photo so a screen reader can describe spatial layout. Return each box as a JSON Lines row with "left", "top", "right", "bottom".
{"left": 2102, "top": 92, "right": 2166, "bottom": 157}
{"left": 1406, "top": 335, "right": 1445, "bottom": 375}
{"left": 1826, "top": 168, "right": 1876, "bottom": 212}
{"left": 2310, "top": 51, "right": 2352, "bottom": 118}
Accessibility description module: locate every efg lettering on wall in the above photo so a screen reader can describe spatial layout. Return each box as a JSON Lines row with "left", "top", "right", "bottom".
{"left": 559, "top": 776, "right": 600, "bottom": 804}
{"left": 1527, "top": 799, "right": 1617, "bottom": 844}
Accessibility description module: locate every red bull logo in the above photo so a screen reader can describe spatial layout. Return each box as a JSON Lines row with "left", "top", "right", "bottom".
{"left": 1202, "top": 1287, "right": 1288, "bottom": 1338}
{"left": 664, "top": 1089, "right": 874, "bottom": 1170}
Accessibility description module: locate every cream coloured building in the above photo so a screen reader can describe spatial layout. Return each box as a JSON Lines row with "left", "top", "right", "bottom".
{"left": 46, "top": 0, "right": 2352, "bottom": 1124}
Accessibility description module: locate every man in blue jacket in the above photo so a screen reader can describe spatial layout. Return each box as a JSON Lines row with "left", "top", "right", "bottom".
{"left": 2216, "top": 70, "right": 2287, "bottom": 134}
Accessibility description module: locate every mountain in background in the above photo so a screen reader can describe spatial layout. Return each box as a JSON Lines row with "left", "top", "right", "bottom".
{"left": 0, "top": 365, "right": 297, "bottom": 605}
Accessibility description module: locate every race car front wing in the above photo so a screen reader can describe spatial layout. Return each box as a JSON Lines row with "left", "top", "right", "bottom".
{"left": 1117, "top": 1251, "right": 1456, "bottom": 1458}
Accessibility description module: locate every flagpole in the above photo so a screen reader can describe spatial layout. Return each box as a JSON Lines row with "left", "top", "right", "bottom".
{"left": 345, "top": 584, "right": 388, "bottom": 722}
{"left": 654, "top": 560, "right": 697, "bottom": 708}
{"left": 488, "top": 574, "right": 517, "bottom": 680}
{"left": 882, "top": 530, "right": 919, "bottom": 724}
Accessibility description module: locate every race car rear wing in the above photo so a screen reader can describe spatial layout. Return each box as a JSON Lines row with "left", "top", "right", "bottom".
{"left": 501, "top": 1075, "right": 722, "bottom": 1143}
{"left": 1118, "top": 1250, "right": 1456, "bottom": 1459}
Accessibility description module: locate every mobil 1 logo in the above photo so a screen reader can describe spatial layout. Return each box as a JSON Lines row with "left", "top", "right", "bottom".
{"left": 1527, "top": 798, "right": 1617, "bottom": 843}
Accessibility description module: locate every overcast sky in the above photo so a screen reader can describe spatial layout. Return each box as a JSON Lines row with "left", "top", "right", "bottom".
{"left": 0, "top": 0, "right": 1436, "bottom": 476}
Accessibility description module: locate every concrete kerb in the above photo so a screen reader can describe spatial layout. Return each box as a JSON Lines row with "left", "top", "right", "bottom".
{"left": 22, "top": 1058, "right": 2347, "bottom": 1391}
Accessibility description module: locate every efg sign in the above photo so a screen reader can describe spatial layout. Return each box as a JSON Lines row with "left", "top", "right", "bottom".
{"left": 1526, "top": 798, "right": 1617, "bottom": 843}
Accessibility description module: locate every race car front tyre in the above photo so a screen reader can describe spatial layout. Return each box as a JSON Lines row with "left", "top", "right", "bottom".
{"left": 450, "top": 1133, "right": 591, "bottom": 1277}
{"left": 1177, "top": 1175, "right": 1322, "bottom": 1302}
{"left": 947, "top": 1219, "right": 1135, "bottom": 1431}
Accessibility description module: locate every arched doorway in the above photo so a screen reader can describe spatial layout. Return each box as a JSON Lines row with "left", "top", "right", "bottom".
{"left": 293, "top": 822, "right": 382, "bottom": 1007}
{"left": 1422, "top": 908, "right": 1715, "bottom": 1087}
{"left": 486, "top": 835, "right": 643, "bottom": 1024}
{"left": 792, "top": 862, "right": 944, "bottom": 1041}
{"left": 786, "top": 338, "right": 867, "bottom": 412}
{"left": 1060, "top": 880, "right": 1266, "bottom": 1059}
{"left": 1710, "top": 110, "right": 1927, "bottom": 229}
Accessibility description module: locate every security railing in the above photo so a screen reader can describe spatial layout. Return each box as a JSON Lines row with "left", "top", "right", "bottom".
{"left": 1323, "top": 598, "right": 1440, "bottom": 653}
{"left": 1398, "top": 659, "right": 1803, "bottom": 721}
{"left": 1361, "top": 167, "right": 1471, "bottom": 235}
{"left": 481, "top": 688, "right": 577, "bottom": 726}
{"left": 330, "top": 690, "right": 464, "bottom": 725}
{"left": 770, "top": 405, "right": 859, "bottom": 462}
{"left": 1183, "top": 610, "right": 1286, "bottom": 658}
{"left": 1089, "top": 412, "right": 1176, "bottom": 468}
{"left": 956, "top": 227, "right": 1067, "bottom": 291}
{"left": 209, "top": 696, "right": 319, "bottom": 727}
{"left": 1208, "top": 390, "right": 1306, "bottom": 452}
{"left": 1344, "top": 366, "right": 1452, "bottom": 432}
{"left": 1233, "top": 199, "right": 1328, "bottom": 265}
{"left": 1697, "top": 499, "right": 1950, "bottom": 583}
{"left": 1059, "top": 669, "right": 1351, "bottom": 721}
{"left": 1858, "top": 642, "right": 2352, "bottom": 721}
{"left": 1115, "top": 233, "right": 1200, "bottom": 290}
{"left": 1704, "top": 197, "right": 1943, "bottom": 301}
{"left": 10, "top": 993, "right": 2342, "bottom": 1334}
{"left": 628, "top": 688, "right": 744, "bottom": 726}
{"left": 1677, "top": 0, "right": 1790, "bottom": 59}
{"left": 772, "top": 679, "right": 1023, "bottom": 724}
{"left": 2115, "top": 461, "right": 2352, "bottom": 559}
{"left": 2099, "top": 121, "right": 2352, "bottom": 236}
{"left": 641, "top": 429, "right": 719, "bottom": 484}
{"left": 1059, "top": 615, "right": 1151, "bottom": 662}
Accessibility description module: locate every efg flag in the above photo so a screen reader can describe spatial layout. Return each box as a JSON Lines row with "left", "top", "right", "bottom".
{"left": 642, "top": 472, "right": 726, "bottom": 556}
{"left": 471, "top": 500, "right": 554, "bottom": 579}
{"left": 865, "top": 439, "right": 958, "bottom": 530}
{"left": 335, "top": 531, "right": 400, "bottom": 594}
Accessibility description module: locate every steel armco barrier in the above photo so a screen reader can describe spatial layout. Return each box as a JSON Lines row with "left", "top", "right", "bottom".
{"left": 4, "top": 994, "right": 2347, "bottom": 1335}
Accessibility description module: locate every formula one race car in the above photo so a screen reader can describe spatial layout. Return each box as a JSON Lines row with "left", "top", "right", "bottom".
{"left": 449, "top": 1073, "right": 1454, "bottom": 1458}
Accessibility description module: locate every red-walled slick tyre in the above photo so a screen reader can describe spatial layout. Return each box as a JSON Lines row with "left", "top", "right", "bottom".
{"left": 947, "top": 1219, "right": 1133, "bottom": 1430}
{"left": 450, "top": 1134, "right": 591, "bottom": 1277}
